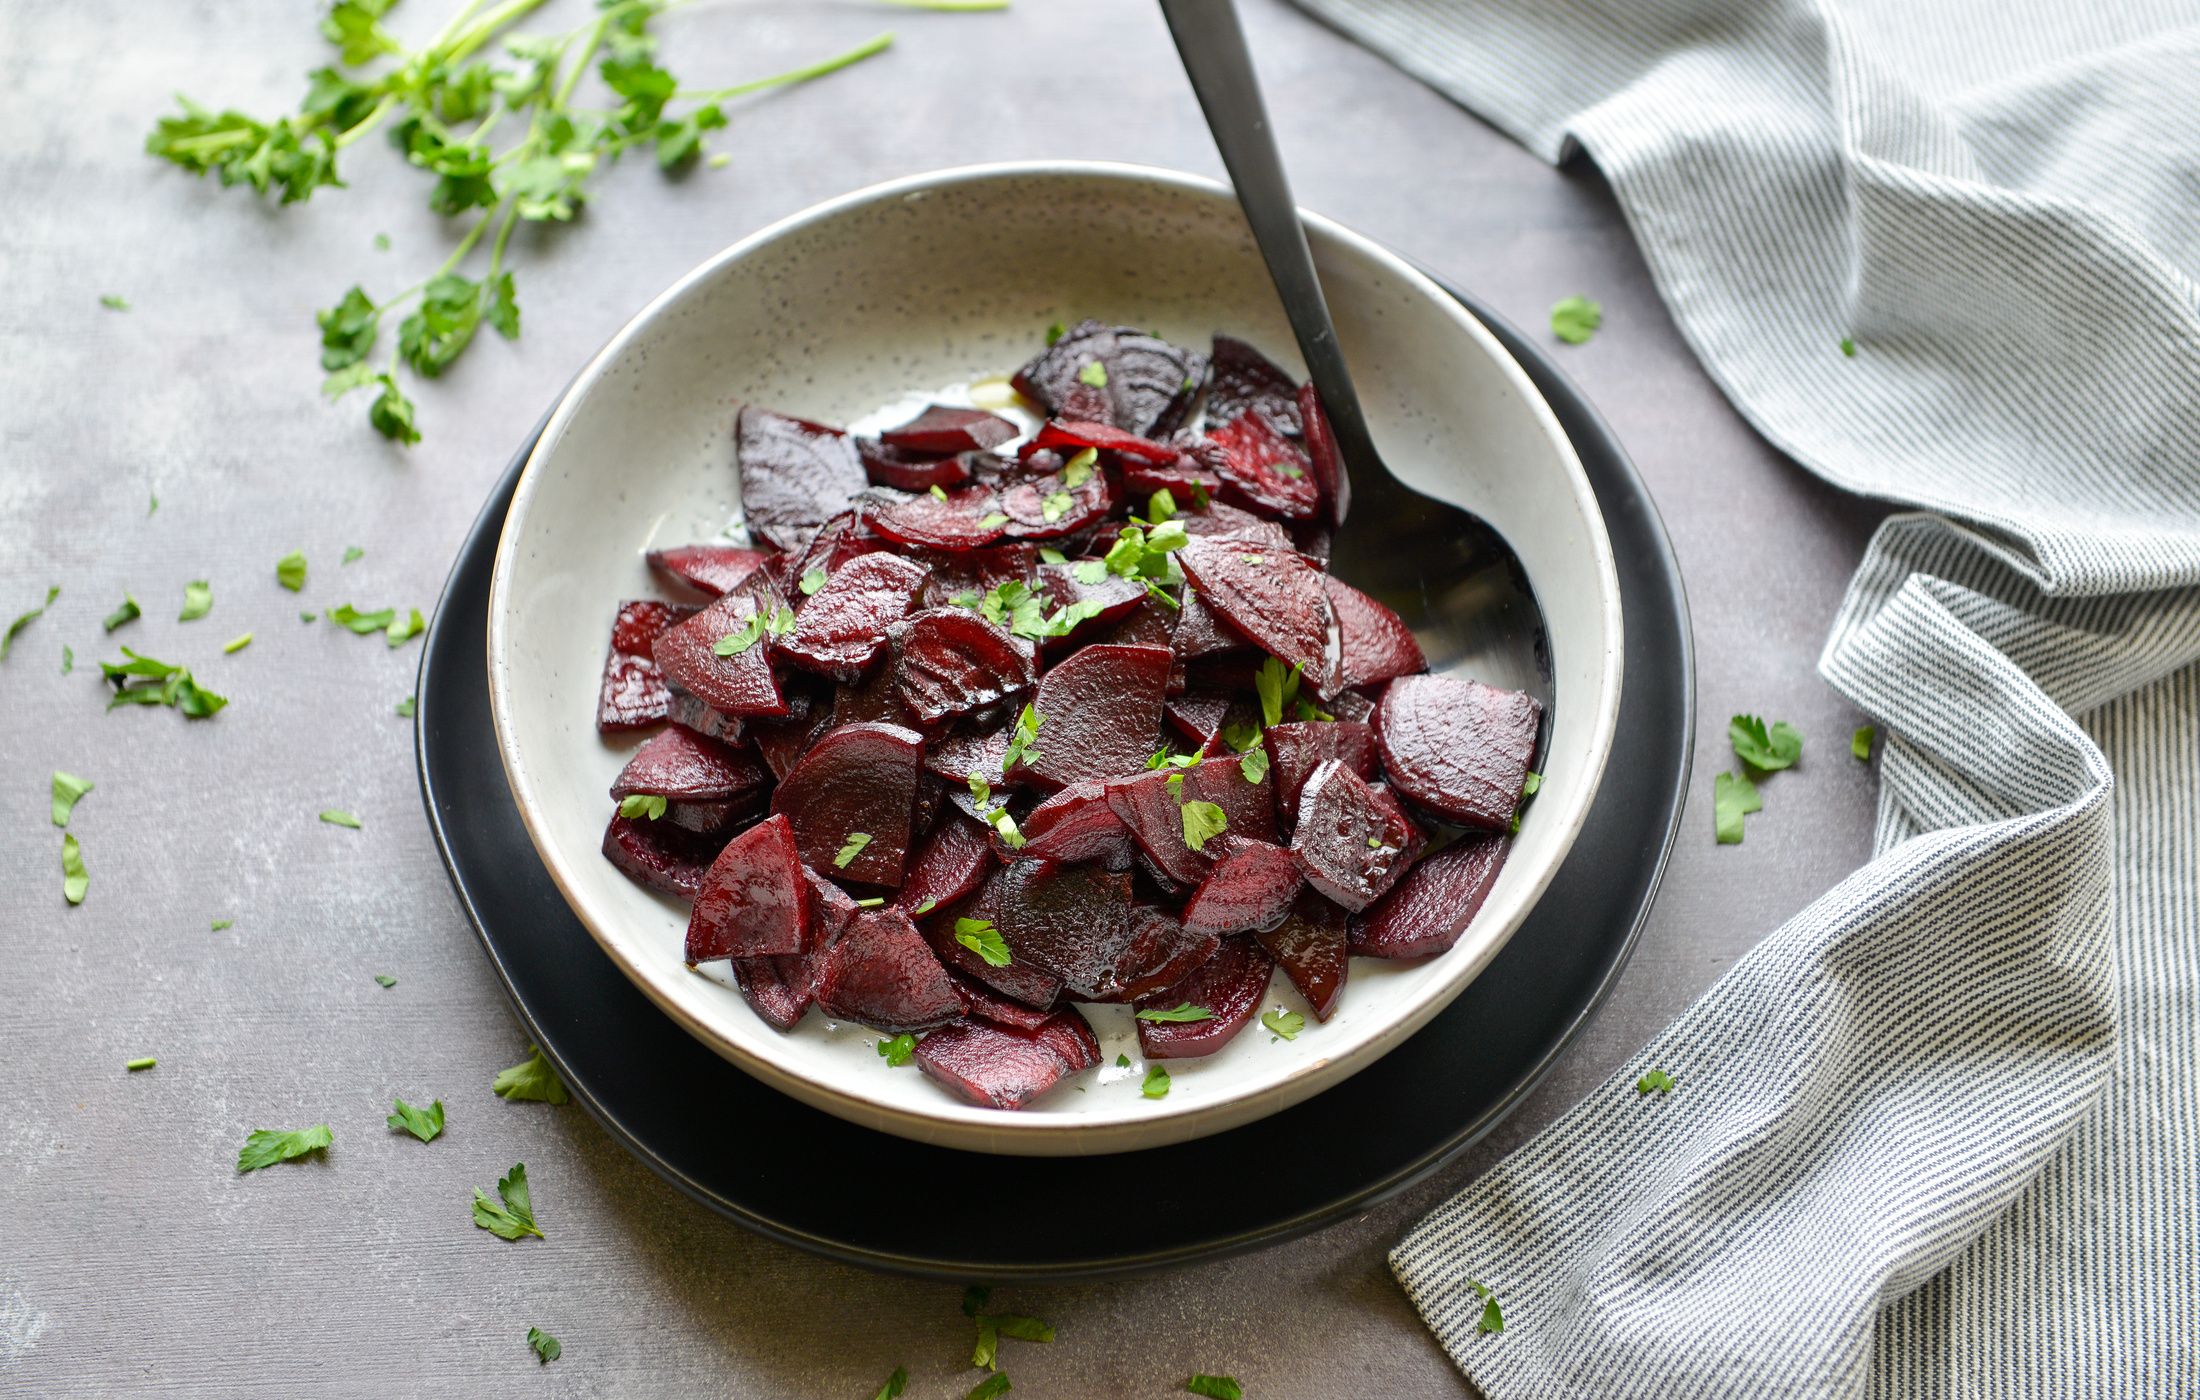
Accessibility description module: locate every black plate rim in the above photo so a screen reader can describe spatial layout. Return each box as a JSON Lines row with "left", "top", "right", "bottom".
{"left": 415, "top": 281, "right": 1695, "bottom": 1281}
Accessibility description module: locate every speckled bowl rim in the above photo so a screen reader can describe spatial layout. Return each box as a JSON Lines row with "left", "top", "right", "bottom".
{"left": 485, "top": 161, "right": 1623, "bottom": 1154}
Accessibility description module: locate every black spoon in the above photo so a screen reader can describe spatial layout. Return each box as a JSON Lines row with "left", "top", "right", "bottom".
{"left": 1158, "top": 0, "right": 1552, "bottom": 706}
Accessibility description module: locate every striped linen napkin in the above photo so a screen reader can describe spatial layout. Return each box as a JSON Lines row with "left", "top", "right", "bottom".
{"left": 1290, "top": 0, "right": 2200, "bottom": 1393}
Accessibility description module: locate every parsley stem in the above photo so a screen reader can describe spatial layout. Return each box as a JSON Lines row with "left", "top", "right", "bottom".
{"left": 674, "top": 30, "right": 896, "bottom": 102}
{"left": 554, "top": 17, "right": 613, "bottom": 110}
{"left": 423, "top": 0, "right": 497, "bottom": 53}
{"left": 443, "top": 0, "right": 554, "bottom": 68}
{"left": 435, "top": 207, "right": 498, "bottom": 277}
{"left": 332, "top": 94, "right": 400, "bottom": 151}
{"left": 487, "top": 201, "right": 521, "bottom": 277}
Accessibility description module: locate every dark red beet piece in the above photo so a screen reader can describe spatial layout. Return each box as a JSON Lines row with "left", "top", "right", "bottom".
{"left": 860, "top": 485, "right": 1010, "bottom": 551}
{"left": 601, "top": 813, "right": 725, "bottom": 900}
{"left": 597, "top": 599, "right": 695, "bottom": 731}
{"left": 986, "top": 860, "right": 1142, "bottom": 1000}
{"left": 925, "top": 717, "right": 1015, "bottom": 788}
{"left": 1104, "top": 768, "right": 1211, "bottom": 888}
{"left": 749, "top": 682, "right": 830, "bottom": 781}
{"left": 608, "top": 598, "right": 695, "bottom": 654}
{"left": 646, "top": 545, "right": 774, "bottom": 598}
{"left": 1326, "top": 577, "right": 1426, "bottom": 689}
{"left": 914, "top": 544, "right": 1038, "bottom": 610}
{"left": 1101, "top": 908, "right": 1220, "bottom": 1002}
{"left": 1122, "top": 448, "right": 1224, "bottom": 501}
{"left": 1375, "top": 675, "right": 1543, "bottom": 830}
{"left": 609, "top": 725, "right": 771, "bottom": 804}
{"left": 1014, "top": 320, "right": 1114, "bottom": 422}
{"left": 949, "top": 972, "right": 1058, "bottom": 1032}
{"left": 1328, "top": 689, "right": 1377, "bottom": 724}
{"left": 732, "top": 954, "right": 817, "bottom": 1031}
{"left": 1291, "top": 519, "right": 1334, "bottom": 566}
{"left": 1289, "top": 759, "right": 1415, "bottom": 912}
{"left": 664, "top": 800, "right": 755, "bottom": 835}
{"left": 1019, "top": 781, "right": 1134, "bottom": 866}
{"left": 666, "top": 688, "right": 745, "bottom": 744}
{"left": 927, "top": 885, "right": 1064, "bottom": 1008}
{"left": 777, "top": 552, "right": 929, "bottom": 681}
{"left": 1181, "top": 741, "right": 1280, "bottom": 846}
{"left": 857, "top": 439, "right": 978, "bottom": 493}
{"left": 1174, "top": 501, "right": 1295, "bottom": 553}
{"left": 1255, "top": 889, "right": 1349, "bottom": 1020}
{"left": 1181, "top": 837, "right": 1302, "bottom": 935}
{"left": 890, "top": 610, "right": 1035, "bottom": 724}
{"left": 1164, "top": 692, "right": 1233, "bottom": 748}
{"left": 1035, "top": 563, "right": 1145, "bottom": 648}
{"left": 1015, "top": 322, "right": 1204, "bottom": 436}
{"left": 1176, "top": 539, "right": 1342, "bottom": 697}
{"left": 832, "top": 661, "right": 921, "bottom": 731}
{"left": 771, "top": 721, "right": 923, "bottom": 887}
{"left": 1030, "top": 418, "right": 1181, "bottom": 466}
{"left": 814, "top": 908, "right": 966, "bottom": 1033}
{"left": 1296, "top": 382, "right": 1350, "bottom": 527}
{"left": 1350, "top": 831, "right": 1509, "bottom": 959}
{"left": 1135, "top": 936, "right": 1274, "bottom": 1059}
{"left": 685, "top": 813, "right": 809, "bottom": 962}
{"left": 998, "top": 467, "right": 1117, "bottom": 541}
{"left": 1207, "top": 410, "right": 1320, "bottom": 521}
{"left": 1012, "top": 643, "right": 1171, "bottom": 790}
{"left": 881, "top": 404, "right": 1018, "bottom": 455}
{"left": 788, "top": 510, "right": 888, "bottom": 589}
{"left": 1208, "top": 335, "right": 1302, "bottom": 439}
{"left": 805, "top": 868, "right": 864, "bottom": 950}
{"left": 1264, "top": 719, "right": 1379, "bottom": 820}
{"left": 914, "top": 1009, "right": 1100, "bottom": 1110}
{"left": 651, "top": 590, "right": 792, "bottom": 719}
{"left": 736, "top": 405, "right": 867, "bottom": 551}
{"left": 1172, "top": 587, "right": 1250, "bottom": 661}
{"left": 893, "top": 814, "right": 995, "bottom": 916}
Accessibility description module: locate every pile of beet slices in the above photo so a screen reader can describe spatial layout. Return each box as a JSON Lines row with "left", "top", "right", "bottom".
{"left": 596, "top": 323, "right": 1543, "bottom": 1111}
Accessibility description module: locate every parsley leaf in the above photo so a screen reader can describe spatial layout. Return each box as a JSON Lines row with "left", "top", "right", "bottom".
{"left": 1137, "top": 1003, "right": 1214, "bottom": 1023}
{"left": 472, "top": 1161, "right": 545, "bottom": 1240}
{"left": 61, "top": 834, "right": 88, "bottom": 905}
{"left": 493, "top": 1045, "right": 570, "bottom": 1104}
{"left": 387, "top": 1096, "right": 445, "bottom": 1143}
{"left": 328, "top": 603, "right": 394, "bottom": 635}
{"left": 1261, "top": 1008, "right": 1305, "bottom": 1041}
{"left": 1060, "top": 447, "right": 1097, "bottom": 487}
{"left": 395, "top": 695, "right": 416, "bottom": 718}
{"left": 1179, "top": 799, "right": 1228, "bottom": 852}
{"left": 3, "top": 585, "right": 59, "bottom": 660}
{"left": 1077, "top": 360, "right": 1108, "bottom": 388}
{"left": 212, "top": 918, "right": 234, "bottom": 931}
{"left": 319, "top": 809, "right": 362, "bottom": 828}
{"left": 224, "top": 632, "right": 253, "bottom": 654}
{"left": 955, "top": 916, "right": 1013, "bottom": 967}
{"left": 527, "top": 1327, "right": 560, "bottom": 1364}
{"left": 51, "top": 771, "right": 93, "bottom": 828}
{"left": 179, "top": 580, "right": 213, "bottom": 621}
{"left": 1238, "top": 745, "right": 1270, "bottom": 784}
{"left": 101, "top": 294, "right": 131, "bottom": 311}
{"left": 1045, "top": 320, "right": 1067, "bottom": 345}
{"left": 236, "top": 1124, "right": 332, "bottom": 1172}
{"left": 276, "top": 551, "right": 307, "bottom": 592}
{"left": 374, "top": 974, "right": 396, "bottom": 987}
{"left": 1253, "top": 656, "right": 1302, "bottom": 729}
{"left": 1040, "top": 490, "right": 1074, "bottom": 524}
{"left": 1852, "top": 725, "right": 1876, "bottom": 761}
{"left": 799, "top": 566, "right": 828, "bottom": 595}
{"left": 618, "top": 793, "right": 668, "bottom": 821}
{"left": 1549, "top": 295, "right": 1602, "bottom": 345}
{"left": 1637, "top": 1069, "right": 1675, "bottom": 1095}
{"left": 1840, "top": 337, "right": 1858, "bottom": 358}
{"left": 712, "top": 609, "right": 778, "bottom": 655}
{"left": 1511, "top": 768, "right": 1542, "bottom": 834}
{"left": 1712, "top": 771, "right": 1760, "bottom": 845}
{"left": 1115, "top": 1053, "right": 1130, "bottom": 1068}
{"left": 877, "top": 1034, "right": 916, "bottom": 1067}
{"left": 1147, "top": 487, "right": 1178, "bottom": 523}
{"left": 871, "top": 1366, "right": 908, "bottom": 1400}
{"left": 1186, "top": 1377, "right": 1244, "bottom": 1399}
{"left": 60, "top": 645, "right": 72, "bottom": 674}
{"left": 1729, "top": 714, "right": 1802, "bottom": 771}
{"left": 966, "top": 1376, "right": 1012, "bottom": 1400}
{"left": 103, "top": 595, "right": 142, "bottom": 633}
{"left": 1140, "top": 1065, "right": 1171, "bottom": 1099}
{"left": 126, "top": 1056, "right": 156, "bottom": 1071}
{"left": 342, "top": 545, "right": 364, "bottom": 564}
{"left": 99, "top": 649, "right": 227, "bottom": 717}
{"left": 1467, "top": 1280, "right": 1505, "bottom": 1333}
{"left": 384, "top": 608, "right": 426, "bottom": 647}
{"left": 978, "top": 512, "right": 1010, "bottom": 529}
{"left": 1037, "top": 547, "right": 1068, "bottom": 565}
{"left": 1002, "top": 702, "right": 1043, "bottom": 771}
{"left": 835, "top": 831, "right": 873, "bottom": 868}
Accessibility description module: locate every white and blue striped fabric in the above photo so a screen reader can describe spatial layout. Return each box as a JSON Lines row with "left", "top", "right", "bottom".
{"left": 1290, "top": 0, "right": 2200, "bottom": 1393}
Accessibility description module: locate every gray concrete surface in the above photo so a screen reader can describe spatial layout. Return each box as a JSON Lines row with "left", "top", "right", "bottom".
{"left": 0, "top": 1, "right": 1888, "bottom": 1394}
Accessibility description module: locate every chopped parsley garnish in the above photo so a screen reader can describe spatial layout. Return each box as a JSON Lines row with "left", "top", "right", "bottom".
{"left": 1253, "top": 656, "right": 1306, "bottom": 728}
{"left": 1637, "top": 1069, "right": 1675, "bottom": 1094}
{"left": 1220, "top": 722, "right": 1262, "bottom": 754}
{"left": 384, "top": 608, "right": 426, "bottom": 647}
{"left": 799, "top": 566, "right": 828, "bottom": 595}
{"left": 236, "top": 1124, "right": 332, "bottom": 1172}
{"left": 51, "top": 771, "right": 93, "bottom": 828}
{"left": 299, "top": 611, "right": 317, "bottom": 623}
{"left": 929, "top": 483, "right": 949, "bottom": 501}
{"left": 713, "top": 605, "right": 793, "bottom": 656}
{"left": 1136, "top": 1003, "right": 1214, "bottom": 1023}
{"left": 342, "top": 545, "right": 364, "bottom": 564}
{"left": 1186, "top": 1377, "right": 1244, "bottom": 1399}
{"left": 1147, "top": 747, "right": 1202, "bottom": 771}
{"left": 126, "top": 1056, "right": 157, "bottom": 1071}
{"left": 1729, "top": 714, "right": 1802, "bottom": 771}
{"left": 1115, "top": 1054, "right": 1131, "bottom": 1069}
{"left": 1840, "top": 337, "right": 1857, "bottom": 358}
{"left": 212, "top": 919, "right": 234, "bottom": 931}
{"left": 1549, "top": 294, "right": 1602, "bottom": 345}
{"left": 223, "top": 632, "right": 253, "bottom": 654}
{"left": 1467, "top": 1279, "right": 1505, "bottom": 1333}
{"left": 395, "top": 695, "right": 416, "bottom": 718}
{"left": 319, "top": 809, "right": 362, "bottom": 828}
{"left": 1179, "top": 799, "right": 1227, "bottom": 852}
{"left": 102, "top": 595, "right": 142, "bottom": 632}
{"left": 1262, "top": 1008, "right": 1305, "bottom": 1041}
{"left": 954, "top": 916, "right": 1012, "bottom": 967}
{"left": 101, "top": 294, "right": 131, "bottom": 311}
{"left": 374, "top": 974, "right": 396, "bottom": 987}
{"left": 1147, "top": 487, "right": 1178, "bottom": 522}
{"left": 60, "top": 645, "right": 72, "bottom": 673}
{"left": 61, "top": 836, "right": 87, "bottom": 905}
{"left": 1140, "top": 1065, "right": 1171, "bottom": 1099}
{"left": 1045, "top": 321, "right": 1067, "bottom": 345}
{"left": 1060, "top": 448, "right": 1097, "bottom": 488}
{"left": 877, "top": 1034, "right": 916, "bottom": 1067}
{"left": 966, "top": 1376, "right": 1012, "bottom": 1400}
{"left": 1511, "top": 768, "right": 1542, "bottom": 833}
{"left": 387, "top": 1096, "right": 445, "bottom": 1143}
{"left": 276, "top": 551, "right": 307, "bottom": 592}
{"left": 913, "top": 898, "right": 937, "bottom": 916}
{"left": 1002, "top": 702, "right": 1043, "bottom": 770}
{"left": 1037, "top": 547, "right": 1068, "bottom": 565}
{"left": 472, "top": 1162, "right": 544, "bottom": 1240}
{"left": 978, "top": 511, "right": 1010, "bottom": 529}
{"left": 527, "top": 1328, "right": 561, "bottom": 1364}
{"left": 1852, "top": 725, "right": 1876, "bottom": 760}
{"left": 493, "top": 1045, "right": 570, "bottom": 1104}
{"left": 179, "top": 580, "right": 213, "bottom": 621}
{"left": 871, "top": 1366, "right": 908, "bottom": 1400}
{"left": 835, "top": 832, "right": 873, "bottom": 868}
{"left": 1238, "top": 745, "right": 1270, "bottom": 784}
{"left": 329, "top": 603, "right": 396, "bottom": 635}
{"left": 1712, "top": 771, "right": 1760, "bottom": 845}
{"left": 100, "top": 649, "right": 228, "bottom": 717}
{"left": 1077, "top": 359, "right": 1108, "bottom": 388}
{"left": 1072, "top": 559, "right": 1109, "bottom": 586}
{"left": 854, "top": 896, "right": 886, "bottom": 909}
{"left": 1040, "top": 490, "right": 1074, "bottom": 523}
{"left": 618, "top": 793, "right": 668, "bottom": 821}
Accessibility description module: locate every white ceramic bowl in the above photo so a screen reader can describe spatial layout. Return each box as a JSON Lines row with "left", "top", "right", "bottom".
{"left": 488, "top": 162, "right": 1622, "bottom": 1156}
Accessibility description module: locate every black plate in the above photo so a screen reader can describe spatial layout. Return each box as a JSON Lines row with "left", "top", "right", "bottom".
{"left": 415, "top": 284, "right": 1693, "bottom": 1281}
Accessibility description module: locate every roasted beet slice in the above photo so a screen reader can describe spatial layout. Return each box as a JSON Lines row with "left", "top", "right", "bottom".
{"left": 646, "top": 545, "right": 774, "bottom": 598}
{"left": 926, "top": 717, "right": 1016, "bottom": 788}
{"left": 914, "top": 1009, "right": 1100, "bottom": 1109}
{"left": 788, "top": 510, "right": 889, "bottom": 590}
{"left": 860, "top": 484, "right": 1010, "bottom": 550}
{"left": 749, "top": 681, "right": 830, "bottom": 780}
{"left": 1255, "top": 889, "right": 1348, "bottom": 1020}
{"left": 805, "top": 867, "right": 864, "bottom": 949}
{"left": 771, "top": 721, "right": 923, "bottom": 887}
{"left": 1296, "top": 382, "right": 1349, "bottom": 526}
{"left": 1122, "top": 447, "right": 1224, "bottom": 501}
{"left": 666, "top": 689, "right": 746, "bottom": 744}
{"left": 1176, "top": 539, "right": 1341, "bottom": 696}
{"left": 1029, "top": 418, "right": 1181, "bottom": 466}
{"left": 1015, "top": 320, "right": 1115, "bottom": 421}
{"left": 1375, "top": 675, "right": 1543, "bottom": 830}
{"left": 893, "top": 814, "right": 995, "bottom": 916}
{"left": 651, "top": 590, "right": 792, "bottom": 719}
{"left": 1208, "top": 335, "right": 1301, "bottom": 439}
{"left": 1108, "top": 330, "right": 1207, "bottom": 436}
{"left": 1012, "top": 643, "right": 1171, "bottom": 790}
{"left": 1180, "top": 837, "right": 1302, "bottom": 935}
{"left": 608, "top": 598, "right": 694, "bottom": 654}
{"left": 1104, "top": 768, "right": 1212, "bottom": 887}
{"left": 1289, "top": 759, "right": 1415, "bottom": 912}
{"left": 914, "top": 544, "right": 1038, "bottom": 610}
{"left": 1102, "top": 908, "right": 1220, "bottom": 1003}
{"left": 1207, "top": 410, "right": 1320, "bottom": 521}
{"left": 601, "top": 813, "right": 725, "bottom": 899}
{"left": 685, "top": 813, "right": 810, "bottom": 962}
{"left": 597, "top": 599, "right": 696, "bottom": 731}
{"left": 1134, "top": 936, "right": 1274, "bottom": 1059}
{"left": 1172, "top": 587, "right": 1250, "bottom": 661}
{"left": 1326, "top": 577, "right": 1426, "bottom": 688}
{"left": 857, "top": 439, "right": 978, "bottom": 493}
{"left": 664, "top": 800, "right": 756, "bottom": 835}
{"left": 1182, "top": 741, "right": 1281, "bottom": 845}
{"left": 1350, "top": 832, "right": 1508, "bottom": 959}
{"left": 1035, "top": 563, "right": 1145, "bottom": 647}
{"left": 831, "top": 661, "right": 921, "bottom": 731}
{"left": 891, "top": 610, "right": 1036, "bottom": 724}
{"left": 609, "top": 725, "right": 772, "bottom": 805}
{"left": 1164, "top": 692, "right": 1233, "bottom": 748}
{"left": 998, "top": 467, "right": 1117, "bottom": 541}
{"left": 949, "top": 972, "right": 1058, "bottom": 1032}
{"left": 987, "top": 859, "right": 1141, "bottom": 1000}
{"left": 731, "top": 953, "right": 817, "bottom": 1031}
{"left": 1019, "top": 781, "right": 1134, "bottom": 866}
{"left": 736, "top": 405, "right": 867, "bottom": 550}
{"left": 814, "top": 908, "right": 966, "bottom": 1033}
{"left": 777, "top": 552, "right": 928, "bottom": 681}
{"left": 927, "top": 885, "right": 1065, "bottom": 1008}
{"left": 1175, "top": 501, "right": 1295, "bottom": 553}
{"left": 881, "top": 404, "right": 1018, "bottom": 455}
{"left": 1264, "top": 719, "right": 1378, "bottom": 820}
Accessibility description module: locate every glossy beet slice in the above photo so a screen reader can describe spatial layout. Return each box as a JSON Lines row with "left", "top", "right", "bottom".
{"left": 1035, "top": 563, "right": 1146, "bottom": 647}
{"left": 893, "top": 814, "right": 995, "bottom": 916}
{"left": 998, "top": 466, "right": 1117, "bottom": 541}
{"left": 1019, "top": 781, "right": 1134, "bottom": 866}
{"left": 777, "top": 552, "right": 929, "bottom": 681}
{"left": 1014, "top": 320, "right": 1115, "bottom": 422}
{"left": 857, "top": 439, "right": 978, "bottom": 493}
{"left": 1289, "top": 759, "right": 1415, "bottom": 912}
{"left": 832, "top": 661, "right": 921, "bottom": 731}
{"left": 1180, "top": 837, "right": 1302, "bottom": 935}
{"left": 927, "top": 884, "right": 1064, "bottom": 1009}
{"left": 1012, "top": 643, "right": 1171, "bottom": 790}
{"left": 1207, "top": 410, "right": 1320, "bottom": 521}
{"left": 805, "top": 867, "right": 865, "bottom": 950}
{"left": 914, "top": 1009, "right": 1100, "bottom": 1110}
{"left": 915, "top": 544, "right": 1038, "bottom": 610}
{"left": 1175, "top": 501, "right": 1295, "bottom": 553}
{"left": 788, "top": 511, "right": 889, "bottom": 590}
{"left": 1172, "top": 587, "right": 1250, "bottom": 661}
{"left": 1375, "top": 675, "right": 1543, "bottom": 830}
{"left": 1108, "top": 330, "right": 1208, "bottom": 436}
{"left": 685, "top": 814, "right": 809, "bottom": 962}
{"left": 1326, "top": 577, "right": 1426, "bottom": 688}
{"left": 1184, "top": 739, "right": 1281, "bottom": 844}
{"left": 860, "top": 485, "right": 1009, "bottom": 550}
{"left": 748, "top": 681, "right": 830, "bottom": 781}
{"left": 1255, "top": 889, "right": 1348, "bottom": 1020}
{"left": 881, "top": 404, "right": 1018, "bottom": 455}
{"left": 664, "top": 800, "right": 756, "bottom": 835}
{"left": 949, "top": 972, "right": 1057, "bottom": 1032}
{"left": 1176, "top": 539, "right": 1342, "bottom": 697}
{"left": 1134, "top": 936, "right": 1274, "bottom": 1060}
{"left": 1030, "top": 418, "right": 1181, "bottom": 466}
{"left": 987, "top": 859, "right": 1141, "bottom": 1000}
{"left": 652, "top": 590, "right": 792, "bottom": 719}
{"left": 1164, "top": 692, "right": 1232, "bottom": 748}
{"left": 1208, "top": 335, "right": 1301, "bottom": 439}
{"left": 666, "top": 689, "right": 746, "bottom": 744}
{"left": 1104, "top": 768, "right": 1211, "bottom": 887}
{"left": 771, "top": 721, "right": 923, "bottom": 887}
{"left": 609, "top": 725, "right": 771, "bottom": 805}
{"left": 598, "top": 599, "right": 695, "bottom": 731}
{"left": 732, "top": 953, "right": 817, "bottom": 1031}
{"left": 1350, "top": 831, "right": 1508, "bottom": 959}
{"left": 926, "top": 718, "right": 1015, "bottom": 788}
{"left": 1122, "top": 447, "right": 1224, "bottom": 501}
{"left": 814, "top": 908, "right": 966, "bottom": 1033}
{"left": 736, "top": 405, "right": 867, "bottom": 550}
{"left": 601, "top": 813, "right": 725, "bottom": 900}
{"left": 646, "top": 545, "right": 775, "bottom": 598}
{"left": 891, "top": 610, "right": 1036, "bottom": 724}
{"left": 1264, "top": 719, "right": 1379, "bottom": 821}
{"left": 1103, "top": 908, "right": 1220, "bottom": 1003}
{"left": 1296, "top": 382, "right": 1350, "bottom": 526}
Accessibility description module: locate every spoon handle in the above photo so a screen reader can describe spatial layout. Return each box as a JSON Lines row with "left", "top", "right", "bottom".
{"left": 1157, "top": 0, "right": 1378, "bottom": 467}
